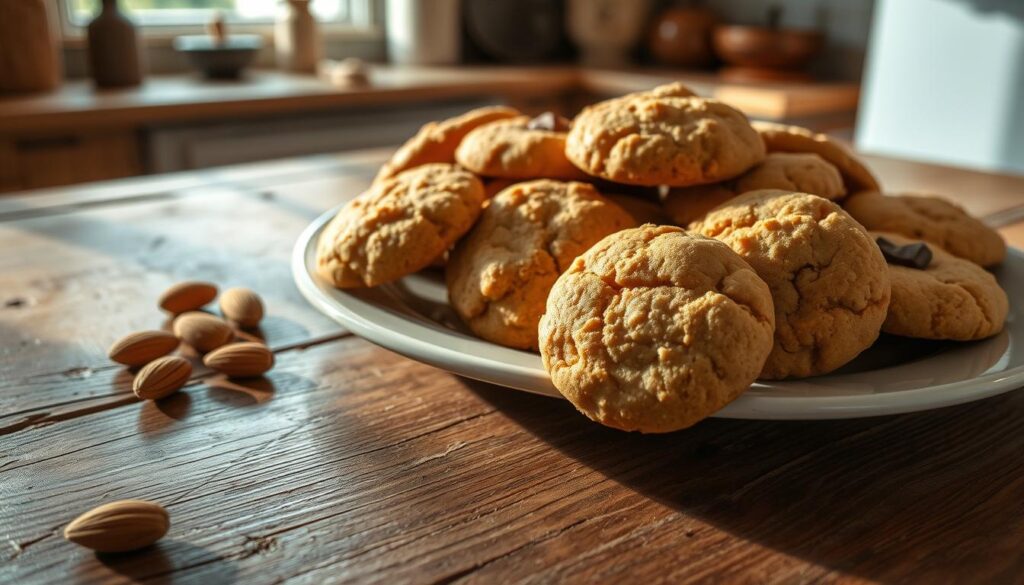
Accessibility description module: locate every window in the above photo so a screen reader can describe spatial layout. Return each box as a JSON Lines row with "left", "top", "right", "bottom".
{"left": 62, "top": 0, "right": 373, "bottom": 30}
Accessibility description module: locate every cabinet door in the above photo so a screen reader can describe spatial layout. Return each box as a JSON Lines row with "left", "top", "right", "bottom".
{"left": 9, "top": 132, "right": 142, "bottom": 191}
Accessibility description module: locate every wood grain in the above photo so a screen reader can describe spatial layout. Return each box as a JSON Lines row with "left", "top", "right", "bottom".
{"left": 0, "top": 158, "right": 377, "bottom": 418}
{"left": 3, "top": 149, "right": 1024, "bottom": 584}
{"left": 6, "top": 336, "right": 1024, "bottom": 584}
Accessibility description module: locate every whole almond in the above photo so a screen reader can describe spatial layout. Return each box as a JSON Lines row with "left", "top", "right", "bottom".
{"left": 203, "top": 342, "right": 274, "bottom": 377}
{"left": 158, "top": 281, "right": 218, "bottom": 314}
{"left": 219, "top": 287, "right": 264, "bottom": 328}
{"left": 108, "top": 330, "right": 180, "bottom": 366}
{"left": 64, "top": 500, "right": 170, "bottom": 553}
{"left": 172, "top": 311, "right": 233, "bottom": 353}
{"left": 133, "top": 356, "right": 192, "bottom": 400}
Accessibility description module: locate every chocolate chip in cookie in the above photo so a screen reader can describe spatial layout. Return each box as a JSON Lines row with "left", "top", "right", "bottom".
{"left": 877, "top": 236, "right": 932, "bottom": 269}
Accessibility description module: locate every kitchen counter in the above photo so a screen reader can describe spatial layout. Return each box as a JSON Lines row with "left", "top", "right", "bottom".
{"left": 3, "top": 148, "right": 1022, "bottom": 584}
{"left": 0, "top": 66, "right": 860, "bottom": 134}
{"left": 0, "top": 66, "right": 860, "bottom": 193}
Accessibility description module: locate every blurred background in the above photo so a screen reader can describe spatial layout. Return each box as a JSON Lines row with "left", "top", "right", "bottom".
{"left": 0, "top": 0, "right": 1021, "bottom": 192}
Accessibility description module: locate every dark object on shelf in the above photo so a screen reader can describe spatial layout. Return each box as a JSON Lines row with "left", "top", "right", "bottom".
{"left": 712, "top": 6, "right": 822, "bottom": 82}
{"left": 463, "top": 0, "right": 565, "bottom": 62}
{"left": 174, "top": 34, "right": 262, "bottom": 80}
{"left": 87, "top": 0, "right": 143, "bottom": 88}
{"left": 877, "top": 237, "right": 933, "bottom": 270}
{"left": 648, "top": 3, "right": 718, "bottom": 69}
{"left": 0, "top": 0, "right": 62, "bottom": 94}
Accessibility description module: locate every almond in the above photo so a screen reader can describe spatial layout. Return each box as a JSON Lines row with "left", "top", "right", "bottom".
{"left": 108, "top": 330, "right": 180, "bottom": 366}
{"left": 158, "top": 281, "right": 218, "bottom": 314}
{"left": 172, "top": 311, "right": 233, "bottom": 353}
{"left": 64, "top": 499, "right": 170, "bottom": 553}
{"left": 133, "top": 356, "right": 192, "bottom": 400}
{"left": 219, "top": 287, "right": 264, "bottom": 328}
{"left": 203, "top": 342, "right": 274, "bottom": 377}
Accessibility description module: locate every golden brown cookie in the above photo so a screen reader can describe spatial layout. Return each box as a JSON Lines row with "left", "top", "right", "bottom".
{"left": 483, "top": 178, "right": 519, "bottom": 198}
{"left": 374, "top": 106, "right": 520, "bottom": 183}
{"left": 752, "top": 121, "right": 880, "bottom": 193}
{"left": 692, "top": 190, "right": 891, "bottom": 379}
{"left": 606, "top": 193, "right": 672, "bottom": 225}
{"left": 871, "top": 232, "right": 1008, "bottom": 340}
{"left": 663, "top": 152, "right": 845, "bottom": 226}
{"left": 455, "top": 115, "right": 587, "bottom": 181}
{"left": 539, "top": 225, "right": 775, "bottom": 433}
{"left": 318, "top": 164, "right": 485, "bottom": 288}
{"left": 447, "top": 180, "right": 634, "bottom": 350}
{"left": 643, "top": 81, "right": 698, "bottom": 98}
{"left": 844, "top": 191, "right": 1007, "bottom": 267}
{"left": 566, "top": 86, "right": 765, "bottom": 187}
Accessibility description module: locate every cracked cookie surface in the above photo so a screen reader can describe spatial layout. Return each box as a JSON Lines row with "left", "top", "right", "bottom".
{"left": 664, "top": 152, "right": 845, "bottom": 226}
{"left": 455, "top": 116, "right": 587, "bottom": 180}
{"left": 752, "top": 121, "right": 880, "bottom": 193}
{"left": 873, "top": 232, "right": 1008, "bottom": 340}
{"left": 844, "top": 191, "right": 1006, "bottom": 267}
{"left": 539, "top": 225, "right": 775, "bottom": 433}
{"left": 692, "top": 190, "right": 890, "bottom": 379}
{"left": 566, "top": 85, "right": 765, "bottom": 187}
{"left": 374, "top": 106, "right": 520, "bottom": 183}
{"left": 447, "top": 180, "right": 634, "bottom": 350}
{"left": 318, "top": 164, "right": 485, "bottom": 288}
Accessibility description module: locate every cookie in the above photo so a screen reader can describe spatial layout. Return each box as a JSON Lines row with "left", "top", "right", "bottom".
{"left": 539, "top": 225, "right": 775, "bottom": 433}
{"left": 752, "top": 121, "right": 880, "bottom": 193}
{"left": 871, "top": 232, "right": 1008, "bottom": 340}
{"left": 692, "top": 190, "right": 891, "bottom": 379}
{"left": 843, "top": 191, "right": 1007, "bottom": 267}
{"left": 484, "top": 178, "right": 519, "bottom": 198}
{"left": 374, "top": 106, "right": 520, "bottom": 183}
{"left": 663, "top": 152, "right": 845, "bottom": 226}
{"left": 605, "top": 193, "right": 671, "bottom": 225}
{"left": 455, "top": 114, "right": 587, "bottom": 181}
{"left": 318, "top": 164, "right": 485, "bottom": 288}
{"left": 447, "top": 180, "right": 634, "bottom": 350}
{"left": 566, "top": 86, "right": 765, "bottom": 187}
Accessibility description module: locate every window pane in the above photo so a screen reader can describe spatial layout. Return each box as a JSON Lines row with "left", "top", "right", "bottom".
{"left": 68, "top": 0, "right": 344, "bottom": 25}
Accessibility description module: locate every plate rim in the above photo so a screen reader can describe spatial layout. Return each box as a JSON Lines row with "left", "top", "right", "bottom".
{"left": 293, "top": 205, "right": 1024, "bottom": 420}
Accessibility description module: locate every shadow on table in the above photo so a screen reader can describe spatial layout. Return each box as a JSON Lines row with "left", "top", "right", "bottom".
{"left": 92, "top": 539, "right": 237, "bottom": 584}
{"left": 461, "top": 378, "right": 1024, "bottom": 581}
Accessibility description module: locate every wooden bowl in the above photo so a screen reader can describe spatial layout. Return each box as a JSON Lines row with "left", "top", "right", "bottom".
{"left": 648, "top": 6, "right": 719, "bottom": 69}
{"left": 712, "top": 25, "right": 823, "bottom": 70}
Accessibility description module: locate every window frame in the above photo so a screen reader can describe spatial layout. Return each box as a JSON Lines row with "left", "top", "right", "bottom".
{"left": 56, "top": 0, "right": 382, "bottom": 43}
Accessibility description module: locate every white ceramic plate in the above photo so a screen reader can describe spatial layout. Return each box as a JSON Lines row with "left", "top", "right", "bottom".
{"left": 294, "top": 206, "right": 1024, "bottom": 420}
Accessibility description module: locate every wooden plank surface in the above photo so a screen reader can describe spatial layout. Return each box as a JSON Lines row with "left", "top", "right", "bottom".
{"left": 2, "top": 149, "right": 1024, "bottom": 585}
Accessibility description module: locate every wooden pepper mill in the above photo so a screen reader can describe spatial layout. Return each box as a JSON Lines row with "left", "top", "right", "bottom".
{"left": 87, "top": 0, "right": 143, "bottom": 88}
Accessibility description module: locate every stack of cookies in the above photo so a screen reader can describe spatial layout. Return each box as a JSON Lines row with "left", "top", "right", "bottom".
{"left": 316, "top": 83, "right": 1010, "bottom": 434}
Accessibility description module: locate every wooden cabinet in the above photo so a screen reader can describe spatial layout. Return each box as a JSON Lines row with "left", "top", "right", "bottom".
{"left": 0, "top": 131, "right": 142, "bottom": 192}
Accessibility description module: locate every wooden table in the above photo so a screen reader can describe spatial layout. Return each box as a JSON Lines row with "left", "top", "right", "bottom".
{"left": 3, "top": 149, "right": 1024, "bottom": 584}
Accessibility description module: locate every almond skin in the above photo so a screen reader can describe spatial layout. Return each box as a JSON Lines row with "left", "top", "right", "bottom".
{"left": 133, "top": 356, "right": 192, "bottom": 400}
{"left": 64, "top": 500, "right": 170, "bottom": 553}
{"left": 158, "top": 281, "right": 218, "bottom": 315}
{"left": 108, "top": 330, "right": 180, "bottom": 366}
{"left": 172, "top": 312, "right": 233, "bottom": 353}
{"left": 203, "top": 342, "right": 274, "bottom": 377}
{"left": 219, "top": 287, "right": 265, "bottom": 328}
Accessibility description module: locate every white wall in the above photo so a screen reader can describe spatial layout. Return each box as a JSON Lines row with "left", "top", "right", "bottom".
{"left": 857, "top": 0, "right": 1024, "bottom": 174}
